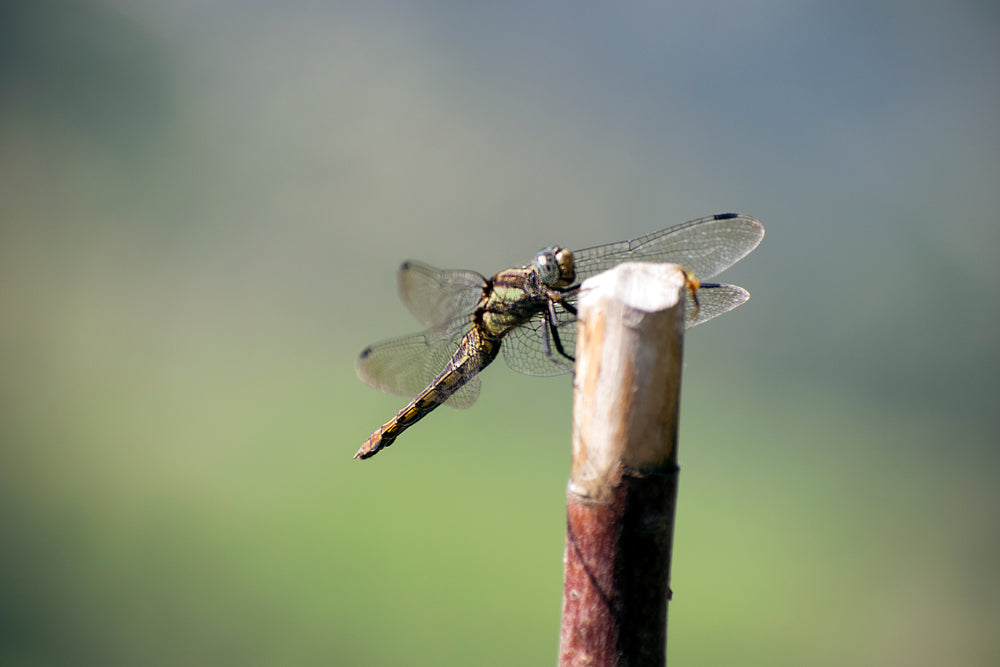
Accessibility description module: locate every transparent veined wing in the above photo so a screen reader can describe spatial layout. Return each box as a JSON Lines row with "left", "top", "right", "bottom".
{"left": 501, "top": 310, "right": 578, "bottom": 376}
{"left": 356, "top": 321, "right": 481, "bottom": 409}
{"left": 571, "top": 213, "right": 764, "bottom": 283}
{"left": 686, "top": 283, "right": 750, "bottom": 328}
{"left": 396, "top": 260, "right": 486, "bottom": 333}
{"left": 498, "top": 282, "right": 750, "bottom": 377}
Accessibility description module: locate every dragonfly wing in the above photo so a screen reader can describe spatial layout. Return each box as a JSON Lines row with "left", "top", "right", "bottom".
{"left": 397, "top": 260, "right": 486, "bottom": 332}
{"left": 685, "top": 283, "right": 750, "bottom": 329}
{"left": 500, "top": 283, "right": 748, "bottom": 376}
{"left": 572, "top": 213, "right": 764, "bottom": 282}
{"left": 501, "top": 308, "right": 578, "bottom": 377}
{"left": 357, "top": 323, "right": 481, "bottom": 409}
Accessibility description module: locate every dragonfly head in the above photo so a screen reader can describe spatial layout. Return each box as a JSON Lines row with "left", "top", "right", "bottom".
{"left": 534, "top": 246, "right": 576, "bottom": 288}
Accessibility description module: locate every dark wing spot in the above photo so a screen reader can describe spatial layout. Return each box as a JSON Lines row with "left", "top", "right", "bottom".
{"left": 715, "top": 212, "right": 738, "bottom": 220}
{"left": 400, "top": 261, "right": 411, "bottom": 270}
{"left": 359, "top": 346, "right": 373, "bottom": 359}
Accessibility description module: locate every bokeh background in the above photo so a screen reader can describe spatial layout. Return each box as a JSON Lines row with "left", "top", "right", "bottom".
{"left": 2, "top": 1, "right": 998, "bottom": 665}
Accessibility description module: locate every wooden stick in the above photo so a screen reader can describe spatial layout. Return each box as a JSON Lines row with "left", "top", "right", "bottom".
{"left": 559, "top": 262, "right": 686, "bottom": 667}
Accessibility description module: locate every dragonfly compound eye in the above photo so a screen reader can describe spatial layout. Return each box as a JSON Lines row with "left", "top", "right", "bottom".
{"left": 535, "top": 248, "right": 562, "bottom": 285}
{"left": 554, "top": 248, "right": 576, "bottom": 286}
{"left": 535, "top": 247, "right": 576, "bottom": 287}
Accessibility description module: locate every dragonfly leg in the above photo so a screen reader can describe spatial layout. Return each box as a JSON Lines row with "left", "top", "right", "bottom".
{"left": 546, "top": 298, "right": 575, "bottom": 365}
{"left": 549, "top": 288, "right": 578, "bottom": 317}
{"left": 556, "top": 299, "right": 577, "bottom": 316}
{"left": 540, "top": 314, "right": 553, "bottom": 358}
{"left": 685, "top": 272, "right": 704, "bottom": 320}
{"left": 551, "top": 285, "right": 579, "bottom": 309}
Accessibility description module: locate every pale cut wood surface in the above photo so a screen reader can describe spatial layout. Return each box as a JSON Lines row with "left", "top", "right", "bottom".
{"left": 569, "top": 261, "right": 686, "bottom": 500}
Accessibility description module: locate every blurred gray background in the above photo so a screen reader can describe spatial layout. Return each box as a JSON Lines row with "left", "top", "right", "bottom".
{"left": 2, "top": 1, "right": 997, "bottom": 665}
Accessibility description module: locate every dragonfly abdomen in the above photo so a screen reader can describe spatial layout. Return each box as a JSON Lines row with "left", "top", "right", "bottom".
{"left": 355, "top": 329, "right": 502, "bottom": 459}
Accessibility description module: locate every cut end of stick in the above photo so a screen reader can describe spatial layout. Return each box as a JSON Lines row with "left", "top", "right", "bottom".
{"left": 571, "top": 262, "right": 686, "bottom": 500}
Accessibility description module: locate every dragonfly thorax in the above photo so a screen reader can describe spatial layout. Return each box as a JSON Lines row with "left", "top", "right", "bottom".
{"left": 533, "top": 246, "right": 576, "bottom": 288}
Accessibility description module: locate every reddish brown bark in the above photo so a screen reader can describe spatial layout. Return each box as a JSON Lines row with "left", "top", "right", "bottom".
{"left": 559, "top": 468, "right": 678, "bottom": 667}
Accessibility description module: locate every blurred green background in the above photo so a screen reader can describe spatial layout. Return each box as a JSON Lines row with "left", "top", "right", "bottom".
{"left": 2, "top": 1, "right": 997, "bottom": 665}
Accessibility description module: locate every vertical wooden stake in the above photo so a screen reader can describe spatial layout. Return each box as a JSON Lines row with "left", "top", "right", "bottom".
{"left": 559, "top": 262, "right": 686, "bottom": 667}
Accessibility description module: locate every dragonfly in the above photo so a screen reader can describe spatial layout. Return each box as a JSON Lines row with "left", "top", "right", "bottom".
{"left": 355, "top": 212, "right": 764, "bottom": 460}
